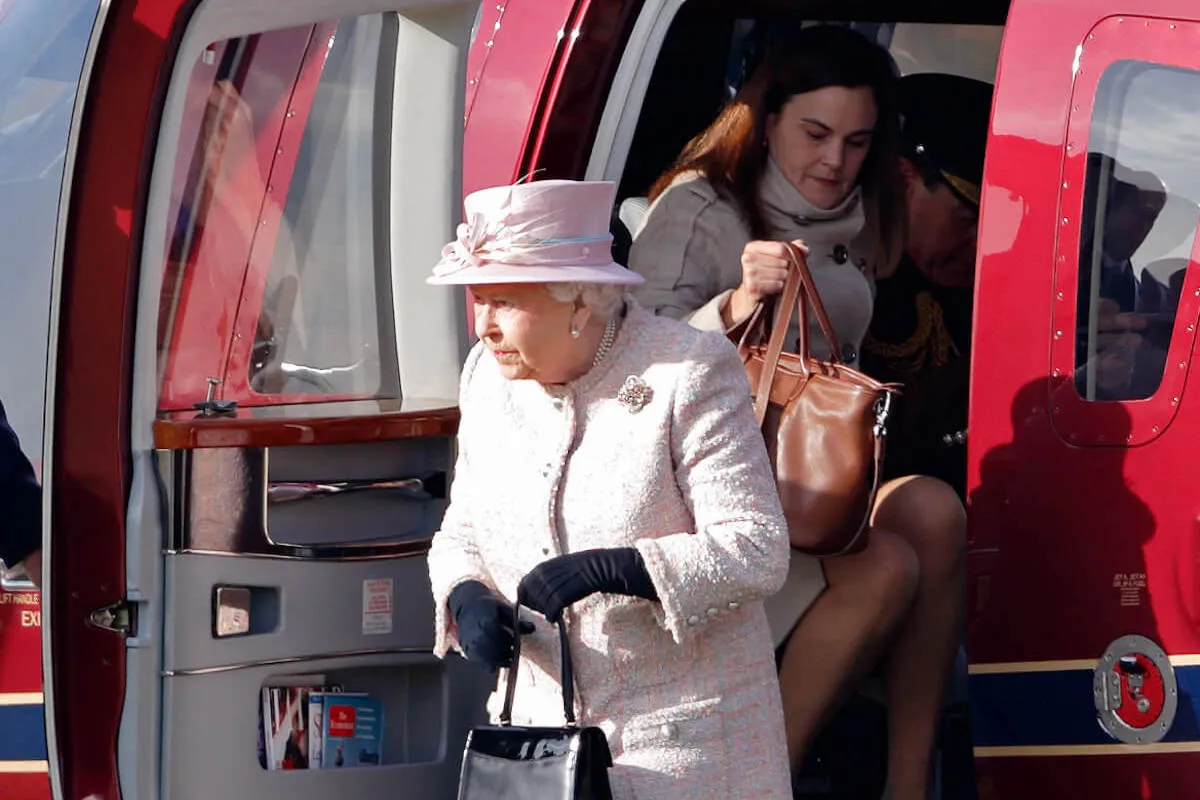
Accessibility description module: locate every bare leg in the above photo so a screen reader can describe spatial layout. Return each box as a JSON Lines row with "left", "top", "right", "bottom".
{"left": 777, "top": 530, "right": 919, "bottom": 767}
{"left": 873, "top": 476, "right": 967, "bottom": 800}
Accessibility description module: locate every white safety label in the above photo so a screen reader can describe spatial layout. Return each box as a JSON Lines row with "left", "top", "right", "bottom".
{"left": 362, "top": 578, "right": 394, "bottom": 635}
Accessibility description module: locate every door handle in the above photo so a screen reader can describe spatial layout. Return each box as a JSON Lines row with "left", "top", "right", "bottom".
{"left": 266, "top": 472, "right": 447, "bottom": 505}
{"left": 0, "top": 561, "right": 35, "bottom": 592}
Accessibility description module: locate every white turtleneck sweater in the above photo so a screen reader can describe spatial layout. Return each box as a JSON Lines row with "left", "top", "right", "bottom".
{"left": 628, "top": 158, "right": 876, "bottom": 366}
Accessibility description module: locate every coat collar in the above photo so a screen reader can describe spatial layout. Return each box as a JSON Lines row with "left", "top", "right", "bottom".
{"left": 758, "top": 155, "right": 865, "bottom": 245}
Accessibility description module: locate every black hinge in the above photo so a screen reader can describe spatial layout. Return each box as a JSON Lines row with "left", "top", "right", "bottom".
{"left": 88, "top": 599, "right": 136, "bottom": 636}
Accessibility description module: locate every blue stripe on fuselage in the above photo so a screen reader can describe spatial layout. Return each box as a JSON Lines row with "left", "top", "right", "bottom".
{"left": 969, "top": 665, "right": 1200, "bottom": 747}
{"left": 0, "top": 704, "right": 46, "bottom": 761}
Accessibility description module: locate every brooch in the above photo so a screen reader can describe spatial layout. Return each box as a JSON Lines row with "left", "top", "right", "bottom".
{"left": 617, "top": 376, "right": 652, "bottom": 413}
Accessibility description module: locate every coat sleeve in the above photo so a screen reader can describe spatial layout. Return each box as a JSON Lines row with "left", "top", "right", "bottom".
{"left": 629, "top": 182, "right": 747, "bottom": 327}
{"left": 427, "top": 344, "right": 496, "bottom": 658}
{"left": 0, "top": 401, "right": 41, "bottom": 569}
{"left": 633, "top": 333, "right": 790, "bottom": 643}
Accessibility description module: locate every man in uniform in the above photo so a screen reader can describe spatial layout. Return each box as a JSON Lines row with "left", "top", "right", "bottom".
{"left": 860, "top": 73, "right": 994, "bottom": 501}
{"left": 0, "top": 400, "right": 41, "bottom": 588}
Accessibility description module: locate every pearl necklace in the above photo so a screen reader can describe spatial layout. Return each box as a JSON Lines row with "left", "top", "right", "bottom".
{"left": 592, "top": 316, "right": 619, "bottom": 368}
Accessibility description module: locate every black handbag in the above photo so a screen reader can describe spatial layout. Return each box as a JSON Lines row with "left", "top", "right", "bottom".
{"left": 456, "top": 595, "right": 614, "bottom": 800}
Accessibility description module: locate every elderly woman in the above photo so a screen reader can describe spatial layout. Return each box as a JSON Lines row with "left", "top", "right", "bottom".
{"left": 628, "top": 26, "right": 966, "bottom": 800}
{"left": 426, "top": 178, "right": 793, "bottom": 799}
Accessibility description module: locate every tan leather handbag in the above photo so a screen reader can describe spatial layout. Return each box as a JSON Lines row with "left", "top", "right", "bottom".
{"left": 734, "top": 243, "right": 900, "bottom": 556}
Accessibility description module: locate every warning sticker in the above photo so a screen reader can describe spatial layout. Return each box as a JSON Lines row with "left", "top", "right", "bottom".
{"left": 362, "top": 578, "right": 393, "bottom": 635}
{"left": 1112, "top": 572, "right": 1147, "bottom": 608}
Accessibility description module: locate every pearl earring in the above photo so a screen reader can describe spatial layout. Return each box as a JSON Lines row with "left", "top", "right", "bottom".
{"left": 570, "top": 325, "right": 581, "bottom": 339}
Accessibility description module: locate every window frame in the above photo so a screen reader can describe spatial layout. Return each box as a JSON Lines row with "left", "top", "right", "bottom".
{"left": 1049, "top": 15, "right": 1200, "bottom": 447}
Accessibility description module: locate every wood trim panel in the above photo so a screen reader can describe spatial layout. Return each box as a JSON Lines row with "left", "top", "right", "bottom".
{"left": 153, "top": 404, "right": 459, "bottom": 449}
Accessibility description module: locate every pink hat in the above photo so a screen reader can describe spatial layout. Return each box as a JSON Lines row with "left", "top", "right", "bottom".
{"left": 427, "top": 179, "right": 644, "bottom": 286}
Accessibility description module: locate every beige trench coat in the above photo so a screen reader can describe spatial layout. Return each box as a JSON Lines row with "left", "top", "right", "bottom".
{"left": 429, "top": 302, "right": 792, "bottom": 799}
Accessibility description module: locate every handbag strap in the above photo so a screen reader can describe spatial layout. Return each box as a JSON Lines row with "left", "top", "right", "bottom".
{"left": 499, "top": 591, "right": 576, "bottom": 728}
{"left": 786, "top": 242, "right": 844, "bottom": 366}
{"left": 750, "top": 243, "right": 845, "bottom": 425}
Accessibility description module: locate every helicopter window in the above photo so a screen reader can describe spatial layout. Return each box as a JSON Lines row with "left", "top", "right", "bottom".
{"left": 247, "top": 14, "right": 399, "bottom": 398}
{"left": 1074, "top": 61, "right": 1200, "bottom": 402}
{"left": 158, "top": 14, "right": 400, "bottom": 404}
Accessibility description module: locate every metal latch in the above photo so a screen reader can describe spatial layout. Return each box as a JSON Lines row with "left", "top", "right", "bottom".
{"left": 89, "top": 599, "right": 136, "bottom": 636}
{"left": 192, "top": 377, "right": 237, "bottom": 418}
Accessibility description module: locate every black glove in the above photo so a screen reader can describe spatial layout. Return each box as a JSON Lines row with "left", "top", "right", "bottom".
{"left": 518, "top": 548, "right": 658, "bottom": 623}
{"left": 449, "top": 580, "right": 534, "bottom": 671}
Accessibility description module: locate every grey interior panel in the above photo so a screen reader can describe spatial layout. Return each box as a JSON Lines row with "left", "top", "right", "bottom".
{"left": 268, "top": 437, "right": 452, "bottom": 480}
{"left": 160, "top": 652, "right": 494, "bottom": 799}
{"left": 162, "top": 553, "right": 437, "bottom": 672}
{"left": 266, "top": 438, "right": 453, "bottom": 546}
{"left": 267, "top": 492, "right": 449, "bottom": 548}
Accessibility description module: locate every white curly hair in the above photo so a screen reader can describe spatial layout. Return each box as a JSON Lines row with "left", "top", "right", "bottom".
{"left": 544, "top": 282, "right": 628, "bottom": 319}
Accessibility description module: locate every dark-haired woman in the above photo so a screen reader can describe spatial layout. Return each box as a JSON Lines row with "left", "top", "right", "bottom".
{"left": 629, "top": 26, "right": 965, "bottom": 800}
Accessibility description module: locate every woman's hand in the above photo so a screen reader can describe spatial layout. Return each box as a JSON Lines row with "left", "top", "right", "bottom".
{"left": 724, "top": 239, "right": 810, "bottom": 326}
{"left": 449, "top": 580, "right": 534, "bottom": 671}
{"left": 518, "top": 548, "right": 658, "bottom": 623}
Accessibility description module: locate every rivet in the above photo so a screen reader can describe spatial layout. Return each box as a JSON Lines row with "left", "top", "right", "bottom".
{"left": 1152, "top": 426, "right": 1160, "bottom": 434}
{"left": 1054, "top": 406, "right": 1063, "bottom": 415}
{"left": 1172, "top": 397, "right": 1180, "bottom": 406}
{"left": 286, "top": 110, "right": 295, "bottom": 118}
{"left": 1055, "top": 330, "right": 1063, "bottom": 338}
{"left": 1062, "top": 217, "right": 1070, "bottom": 225}
{"left": 1057, "top": 292, "right": 1065, "bottom": 300}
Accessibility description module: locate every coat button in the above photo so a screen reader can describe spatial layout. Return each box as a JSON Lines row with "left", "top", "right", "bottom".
{"left": 832, "top": 244, "right": 849, "bottom": 264}
{"left": 542, "top": 547, "right": 550, "bottom": 556}
{"left": 686, "top": 615, "right": 700, "bottom": 626}
{"left": 659, "top": 723, "right": 679, "bottom": 740}
{"left": 706, "top": 607, "right": 719, "bottom": 617}
{"left": 841, "top": 344, "right": 857, "bottom": 364}
{"left": 727, "top": 601, "right": 739, "bottom": 611}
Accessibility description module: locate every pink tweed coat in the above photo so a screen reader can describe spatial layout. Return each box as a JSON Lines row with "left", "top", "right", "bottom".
{"left": 429, "top": 300, "right": 793, "bottom": 799}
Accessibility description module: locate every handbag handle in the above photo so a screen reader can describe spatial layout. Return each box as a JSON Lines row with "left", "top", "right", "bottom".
{"left": 749, "top": 243, "right": 844, "bottom": 425}
{"left": 499, "top": 591, "right": 576, "bottom": 728}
